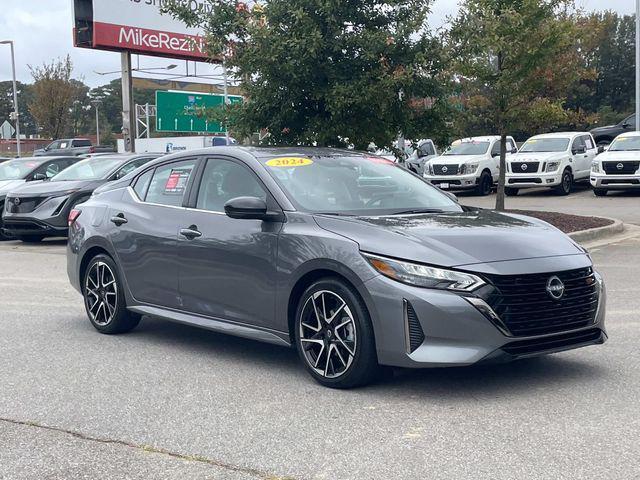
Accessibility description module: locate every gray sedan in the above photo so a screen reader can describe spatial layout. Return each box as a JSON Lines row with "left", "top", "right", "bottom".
{"left": 66, "top": 147, "right": 606, "bottom": 388}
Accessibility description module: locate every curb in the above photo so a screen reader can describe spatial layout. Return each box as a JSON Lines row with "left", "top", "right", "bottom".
{"left": 569, "top": 218, "right": 625, "bottom": 244}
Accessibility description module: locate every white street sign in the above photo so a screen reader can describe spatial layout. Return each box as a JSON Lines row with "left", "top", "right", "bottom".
{"left": 0, "top": 120, "right": 16, "bottom": 140}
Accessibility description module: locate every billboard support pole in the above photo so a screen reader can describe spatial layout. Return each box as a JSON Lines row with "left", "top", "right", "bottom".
{"left": 223, "top": 58, "right": 230, "bottom": 145}
{"left": 121, "top": 52, "right": 136, "bottom": 152}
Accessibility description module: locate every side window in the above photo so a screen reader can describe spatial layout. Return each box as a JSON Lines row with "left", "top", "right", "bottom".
{"left": 48, "top": 141, "right": 61, "bottom": 150}
{"left": 419, "top": 142, "right": 435, "bottom": 157}
{"left": 624, "top": 115, "right": 636, "bottom": 128}
{"left": 572, "top": 136, "right": 586, "bottom": 152}
{"left": 145, "top": 160, "right": 197, "bottom": 207}
{"left": 59, "top": 141, "right": 70, "bottom": 149}
{"left": 491, "top": 141, "right": 501, "bottom": 156}
{"left": 115, "top": 158, "right": 153, "bottom": 180}
{"left": 73, "top": 139, "right": 92, "bottom": 147}
{"left": 196, "top": 159, "right": 267, "bottom": 212}
{"left": 507, "top": 139, "right": 517, "bottom": 152}
{"left": 132, "top": 169, "right": 154, "bottom": 200}
{"left": 583, "top": 135, "right": 595, "bottom": 150}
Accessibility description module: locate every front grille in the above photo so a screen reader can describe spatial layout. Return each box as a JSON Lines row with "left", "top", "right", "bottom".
{"left": 502, "top": 328, "right": 603, "bottom": 356}
{"left": 511, "top": 162, "right": 540, "bottom": 173}
{"left": 5, "top": 196, "right": 48, "bottom": 214}
{"left": 432, "top": 164, "right": 458, "bottom": 175}
{"left": 484, "top": 267, "right": 599, "bottom": 337}
{"left": 602, "top": 161, "right": 640, "bottom": 175}
{"left": 509, "top": 178, "right": 542, "bottom": 184}
{"left": 404, "top": 300, "right": 425, "bottom": 353}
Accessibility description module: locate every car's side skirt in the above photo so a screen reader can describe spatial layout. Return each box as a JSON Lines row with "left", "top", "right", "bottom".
{"left": 128, "top": 305, "right": 292, "bottom": 347}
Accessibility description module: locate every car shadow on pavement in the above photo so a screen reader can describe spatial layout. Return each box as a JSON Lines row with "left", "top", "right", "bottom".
{"left": 130, "top": 317, "right": 606, "bottom": 397}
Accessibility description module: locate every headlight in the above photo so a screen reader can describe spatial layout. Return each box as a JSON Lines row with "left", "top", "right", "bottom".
{"left": 363, "top": 253, "right": 486, "bottom": 292}
{"left": 425, "top": 163, "right": 434, "bottom": 176}
{"left": 546, "top": 162, "right": 560, "bottom": 172}
{"left": 460, "top": 162, "right": 479, "bottom": 175}
{"left": 591, "top": 161, "right": 601, "bottom": 173}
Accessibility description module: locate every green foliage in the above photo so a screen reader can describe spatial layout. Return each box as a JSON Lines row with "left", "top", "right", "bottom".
{"left": 163, "top": 0, "right": 452, "bottom": 149}
{"left": 0, "top": 81, "right": 37, "bottom": 136}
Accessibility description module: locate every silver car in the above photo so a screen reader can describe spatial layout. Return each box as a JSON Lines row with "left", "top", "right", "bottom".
{"left": 67, "top": 147, "right": 607, "bottom": 388}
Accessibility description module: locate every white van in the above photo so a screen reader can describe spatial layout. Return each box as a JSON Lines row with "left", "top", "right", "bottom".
{"left": 506, "top": 132, "right": 597, "bottom": 196}
{"left": 590, "top": 131, "right": 640, "bottom": 196}
{"left": 423, "top": 136, "right": 517, "bottom": 196}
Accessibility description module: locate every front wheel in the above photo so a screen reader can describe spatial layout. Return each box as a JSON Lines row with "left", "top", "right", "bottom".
{"left": 295, "top": 279, "right": 379, "bottom": 389}
{"left": 554, "top": 169, "right": 573, "bottom": 196}
{"left": 593, "top": 188, "right": 608, "bottom": 197}
{"left": 475, "top": 171, "right": 493, "bottom": 196}
{"left": 83, "top": 254, "right": 141, "bottom": 334}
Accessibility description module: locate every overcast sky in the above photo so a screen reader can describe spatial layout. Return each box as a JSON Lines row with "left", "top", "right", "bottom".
{"left": 0, "top": 0, "right": 635, "bottom": 88}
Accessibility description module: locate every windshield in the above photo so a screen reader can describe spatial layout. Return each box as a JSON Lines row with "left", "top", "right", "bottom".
{"left": 443, "top": 141, "right": 490, "bottom": 156}
{"left": 520, "top": 138, "right": 569, "bottom": 153}
{"left": 608, "top": 136, "right": 640, "bottom": 152}
{"left": 52, "top": 157, "right": 123, "bottom": 181}
{"left": 262, "top": 155, "right": 462, "bottom": 215}
{"left": 0, "top": 160, "right": 42, "bottom": 181}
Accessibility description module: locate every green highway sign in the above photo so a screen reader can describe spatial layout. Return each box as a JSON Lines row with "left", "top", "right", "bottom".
{"left": 156, "top": 90, "right": 243, "bottom": 133}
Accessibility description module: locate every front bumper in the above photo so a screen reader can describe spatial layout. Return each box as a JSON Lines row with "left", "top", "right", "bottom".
{"left": 364, "top": 263, "right": 607, "bottom": 369}
{"left": 1, "top": 217, "right": 68, "bottom": 238}
{"left": 423, "top": 173, "right": 479, "bottom": 190}
{"left": 506, "top": 171, "right": 562, "bottom": 188}
{"left": 590, "top": 173, "right": 640, "bottom": 190}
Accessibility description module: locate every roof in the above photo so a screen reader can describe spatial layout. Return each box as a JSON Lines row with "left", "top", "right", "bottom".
{"left": 456, "top": 136, "right": 502, "bottom": 143}
{"left": 157, "top": 146, "right": 367, "bottom": 162}
{"left": 616, "top": 131, "right": 640, "bottom": 138}
{"left": 528, "top": 132, "right": 590, "bottom": 140}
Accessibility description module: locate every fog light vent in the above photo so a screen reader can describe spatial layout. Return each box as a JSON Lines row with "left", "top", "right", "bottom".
{"left": 404, "top": 300, "right": 425, "bottom": 353}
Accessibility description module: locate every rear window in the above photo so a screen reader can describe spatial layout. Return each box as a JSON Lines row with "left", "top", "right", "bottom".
{"left": 73, "top": 139, "right": 92, "bottom": 147}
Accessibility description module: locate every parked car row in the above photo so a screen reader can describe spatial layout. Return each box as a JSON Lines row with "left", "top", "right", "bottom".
{"left": 418, "top": 129, "right": 640, "bottom": 197}
{"left": 0, "top": 154, "right": 160, "bottom": 242}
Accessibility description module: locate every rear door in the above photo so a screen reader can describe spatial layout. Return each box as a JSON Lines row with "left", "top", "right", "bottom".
{"left": 110, "top": 158, "right": 199, "bottom": 309}
{"left": 177, "top": 155, "right": 282, "bottom": 328}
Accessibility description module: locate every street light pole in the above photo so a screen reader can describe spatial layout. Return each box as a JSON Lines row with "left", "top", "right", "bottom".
{"left": 92, "top": 100, "right": 102, "bottom": 146}
{"left": 636, "top": 0, "right": 639, "bottom": 131}
{"left": 1, "top": 40, "right": 21, "bottom": 156}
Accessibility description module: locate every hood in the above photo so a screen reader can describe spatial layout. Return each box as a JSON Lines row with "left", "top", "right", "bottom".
{"left": 314, "top": 210, "right": 583, "bottom": 268}
{"left": 510, "top": 151, "right": 566, "bottom": 163}
{"left": 596, "top": 150, "right": 640, "bottom": 162}
{"left": 430, "top": 154, "right": 484, "bottom": 165}
{"left": 0, "top": 179, "right": 27, "bottom": 197}
{"left": 9, "top": 179, "right": 104, "bottom": 198}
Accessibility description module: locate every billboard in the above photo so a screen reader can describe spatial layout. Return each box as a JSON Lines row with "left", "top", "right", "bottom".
{"left": 73, "top": 0, "right": 211, "bottom": 60}
{"left": 156, "top": 91, "right": 243, "bottom": 133}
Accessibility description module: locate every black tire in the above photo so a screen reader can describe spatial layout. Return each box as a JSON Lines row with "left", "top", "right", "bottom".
{"left": 505, "top": 187, "right": 519, "bottom": 197}
{"left": 18, "top": 235, "right": 45, "bottom": 243}
{"left": 555, "top": 169, "right": 573, "bottom": 196}
{"left": 593, "top": 188, "right": 608, "bottom": 197}
{"left": 82, "top": 254, "right": 141, "bottom": 334}
{"left": 475, "top": 171, "right": 493, "bottom": 196}
{"left": 294, "top": 278, "right": 379, "bottom": 389}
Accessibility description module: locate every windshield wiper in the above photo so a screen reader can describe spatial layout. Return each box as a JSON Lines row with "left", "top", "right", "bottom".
{"left": 315, "top": 212, "right": 354, "bottom": 217}
{"left": 390, "top": 208, "right": 445, "bottom": 215}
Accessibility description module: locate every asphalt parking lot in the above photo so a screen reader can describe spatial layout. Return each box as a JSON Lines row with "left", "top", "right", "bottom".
{"left": 1, "top": 215, "right": 639, "bottom": 479}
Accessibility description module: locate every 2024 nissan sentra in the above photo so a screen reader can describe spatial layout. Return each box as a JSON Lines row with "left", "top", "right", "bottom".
{"left": 67, "top": 147, "right": 607, "bottom": 388}
{"left": 2, "top": 154, "right": 161, "bottom": 242}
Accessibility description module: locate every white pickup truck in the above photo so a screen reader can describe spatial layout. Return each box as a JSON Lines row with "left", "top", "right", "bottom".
{"left": 506, "top": 132, "right": 598, "bottom": 196}
{"left": 590, "top": 131, "right": 640, "bottom": 196}
{"left": 423, "top": 136, "right": 517, "bottom": 196}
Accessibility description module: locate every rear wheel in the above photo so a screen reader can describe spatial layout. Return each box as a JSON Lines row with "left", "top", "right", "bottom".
{"left": 593, "top": 188, "right": 608, "bottom": 197}
{"left": 18, "top": 235, "right": 44, "bottom": 243}
{"left": 83, "top": 254, "right": 141, "bottom": 334}
{"left": 554, "top": 169, "right": 573, "bottom": 196}
{"left": 295, "top": 278, "right": 379, "bottom": 389}
{"left": 505, "top": 187, "right": 519, "bottom": 197}
{"left": 475, "top": 171, "right": 493, "bottom": 196}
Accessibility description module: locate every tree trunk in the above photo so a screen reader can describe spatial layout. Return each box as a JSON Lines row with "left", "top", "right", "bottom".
{"left": 495, "top": 133, "right": 507, "bottom": 211}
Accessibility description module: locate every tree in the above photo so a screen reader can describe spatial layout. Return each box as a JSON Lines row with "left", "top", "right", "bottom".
{"left": 28, "top": 56, "right": 77, "bottom": 139}
{"left": 448, "top": 0, "right": 584, "bottom": 210}
{"left": 164, "top": 0, "right": 452, "bottom": 149}
{"left": 0, "top": 81, "right": 38, "bottom": 136}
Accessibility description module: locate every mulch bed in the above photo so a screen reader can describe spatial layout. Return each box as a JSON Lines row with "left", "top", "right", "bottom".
{"left": 507, "top": 210, "right": 614, "bottom": 234}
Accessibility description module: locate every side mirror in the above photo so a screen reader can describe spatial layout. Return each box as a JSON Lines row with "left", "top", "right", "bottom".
{"left": 31, "top": 173, "right": 47, "bottom": 181}
{"left": 225, "top": 196, "right": 280, "bottom": 221}
{"left": 491, "top": 152, "right": 500, "bottom": 158}
{"left": 622, "top": 123, "right": 630, "bottom": 129}
{"left": 597, "top": 145, "right": 605, "bottom": 154}
{"left": 511, "top": 148, "right": 518, "bottom": 154}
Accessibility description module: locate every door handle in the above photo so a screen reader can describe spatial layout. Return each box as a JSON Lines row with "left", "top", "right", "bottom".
{"left": 179, "top": 226, "right": 202, "bottom": 240}
{"left": 110, "top": 213, "right": 128, "bottom": 226}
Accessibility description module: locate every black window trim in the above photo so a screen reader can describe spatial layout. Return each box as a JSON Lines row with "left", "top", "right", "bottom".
{"left": 129, "top": 156, "right": 201, "bottom": 208}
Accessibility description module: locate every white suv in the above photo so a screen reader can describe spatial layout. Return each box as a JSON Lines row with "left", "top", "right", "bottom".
{"left": 590, "top": 131, "right": 640, "bottom": 196}
{"left": 506, "top": 132, "right": 597, "bottom": 196}
{"left": 423, "top": 136, "right": 517, "bottom": 196}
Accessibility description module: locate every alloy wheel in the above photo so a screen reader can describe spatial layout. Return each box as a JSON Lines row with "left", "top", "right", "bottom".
{"left": 85, "top": 261, "right": 118, "bottom": 326}
{"left": 299, "top": 290, "right": 357, "bottom": 379}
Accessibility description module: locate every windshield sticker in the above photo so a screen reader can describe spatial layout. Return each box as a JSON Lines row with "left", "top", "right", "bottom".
{"left": 164, "top": 168, "right": 191, "bottom": 194}
{"left": 266, "top": 157, "right": 314, "bottom": 167}
{"left": 365, "top": 156, "right": 394, "bottom": 165}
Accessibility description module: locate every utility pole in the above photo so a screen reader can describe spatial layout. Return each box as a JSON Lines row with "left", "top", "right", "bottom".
{"left": 92, "top": 100, "right": 102, "bottom": 145}
{"left": 1, "top": 40, "right": 21, "bottom": 156}
{"left": 636, "top": 0, "right": 639, "bottom": 131}
{"left": 223, "top": 58, "right": 230, "bottom": 145}
{"left": 121, "top": 52, "right": 136, "bottom": 152}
